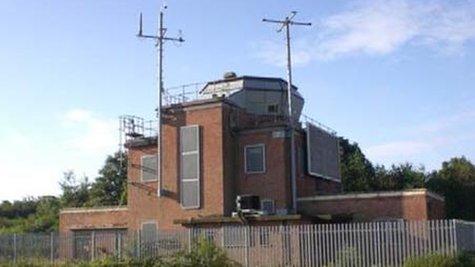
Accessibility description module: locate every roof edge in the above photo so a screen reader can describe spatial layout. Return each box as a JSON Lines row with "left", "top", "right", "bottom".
{"left": 60, "top": 206, "right": 128, "bottom": 214}
{"left": 298, "top": 189, "right": 445, "bottom": 202}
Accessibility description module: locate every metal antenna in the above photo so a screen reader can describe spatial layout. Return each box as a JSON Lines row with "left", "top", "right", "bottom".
{"left": 137, "top": 6, "right": 184, "bottom": 197}
{"left": 263, "top": 11, "right": 311, "bottom": 214}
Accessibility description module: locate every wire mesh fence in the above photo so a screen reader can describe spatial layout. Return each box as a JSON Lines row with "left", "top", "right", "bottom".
{"left": 0, "top": 220, "right": 473, "bottom": 266}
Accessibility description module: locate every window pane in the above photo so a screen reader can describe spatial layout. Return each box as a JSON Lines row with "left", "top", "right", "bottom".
{"left": 142, "top": 156, "right": 157, "bottom": 181}
{"left": 246, "top": 146, "right": 264, "bottom": 173}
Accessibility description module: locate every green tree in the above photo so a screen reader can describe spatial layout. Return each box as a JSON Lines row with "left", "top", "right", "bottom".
{"left": 59, "top": 171, "right": 91, "bottom": 208}
{"left": 427, "top": 157, "right": 475, "bottom": 220}
{"left": 88, "top": 151, "right": 128, "bottom": 206}
{"left": 29, "top": 196, "right": 61, "bottom": 232}
{"left": 339, "top": 138, "right": 376, "bottom": 192}
{"left": 373, "top": 163, "right": 426, "bottom": 191}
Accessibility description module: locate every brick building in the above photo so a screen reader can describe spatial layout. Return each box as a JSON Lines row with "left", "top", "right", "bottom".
{"left": 60, "top": 74, "right": 445, "bottom": 236}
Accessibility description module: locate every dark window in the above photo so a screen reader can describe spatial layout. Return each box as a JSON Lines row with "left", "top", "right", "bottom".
{"left": 245, "top": 144, "right": 265, "bottom": 173}
{"left": 267, "top": 104, "right": 278, "bottom": 113}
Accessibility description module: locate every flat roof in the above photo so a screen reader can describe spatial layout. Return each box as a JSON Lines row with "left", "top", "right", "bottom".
{"left": 298, "top": 188, "right": 444, "bottom": 202}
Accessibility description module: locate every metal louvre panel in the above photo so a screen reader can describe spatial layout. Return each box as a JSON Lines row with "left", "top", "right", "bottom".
{"left": 141, "top": 223, "right": 157, "bottom": 243}
{"left": 142, "top": 155, "right": 157, "bottom": 181}
{"left": 306, "top": 122, "right": 341, "bottom": 181}
{"left": 181, "top": 180, "right": 199, "bottom": 208}
{"left": 181, "top": 153, "right": 198, "bottom": 180}
{"left": 180, "top": 126, "right": 199, "bottom": 153}
{"left": 180, "top": 125, "right": 200, "bottom": 208}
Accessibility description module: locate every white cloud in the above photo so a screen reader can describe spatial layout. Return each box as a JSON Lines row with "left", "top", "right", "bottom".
{"left": 62, "top": 108, "right": 117, "bottom": 155}
{"left": 256, "top": 0, "right": 475, "bottom": 65}
{"left": 363, "top": 108, "right": 475, "bottom": 169}
{"left": 64, "top": 108, "right": 92, "bottom": 123}
{"left": 0, "top": 109, "right": 118, "bottom": 201}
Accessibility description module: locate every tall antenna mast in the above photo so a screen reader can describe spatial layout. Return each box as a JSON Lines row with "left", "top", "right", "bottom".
{"left": 263, "top": 11, "right": 311, "bottom": 213}
{"left": 137, "top": 5, "right": 184, "bottom": 196}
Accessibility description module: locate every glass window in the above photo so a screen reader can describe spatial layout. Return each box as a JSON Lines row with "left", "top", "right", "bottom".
{"left": 245, "top": 144, "right": 265, "bottom": 173}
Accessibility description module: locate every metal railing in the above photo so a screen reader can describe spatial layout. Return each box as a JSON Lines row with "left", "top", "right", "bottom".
{"left": 2, "top": 221, "right": 473, "bottom": 265}
{"left": 163, "top": 82, "right": 206, "bottom": 105}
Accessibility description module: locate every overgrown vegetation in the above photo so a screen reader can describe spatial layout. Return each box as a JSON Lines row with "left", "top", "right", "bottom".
{"left": 1, "top": 138, "right": 474, "bottom": 234}
{"left": 404, "top": 252, "right": 475, "bottom": 267}
{"left": 0, "top": 239, "right": 239, "bottom": 267}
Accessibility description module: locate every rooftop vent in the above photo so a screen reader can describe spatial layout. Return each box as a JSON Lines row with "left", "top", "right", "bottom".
{"left": 223, "top": 71, "right": 237, "bottom": 80}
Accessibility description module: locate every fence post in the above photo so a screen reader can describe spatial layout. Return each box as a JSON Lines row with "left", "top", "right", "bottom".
{"left": 188, "top": 228, "right": 192, "bottom": 252}
{"left": 137, "top": 229, "right": 141, "bottom": 259}
{"left": 12, "top": 233, "right": 17, "bottom": 264}
{"left": 452, "top": 219, "right": 458, "bottom": 255}
{"left": 115, "top": 231, "right": 122, "bottom": 260}
{"left": 91, "top": 230, "right": 96, "bottom": 261}
{"left": 50, "top": 232, "right": 54, "bottom": 263}
{"left": 244, "top": 226, "right": 250, "bottom": 267}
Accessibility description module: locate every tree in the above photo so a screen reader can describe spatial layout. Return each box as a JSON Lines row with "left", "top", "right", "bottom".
{"left": 29, "top": 196, "right": 61, "bottom": 232}
{"left": 59, "top": 171, "right": 91, "bottom": 208}
{"left": 88, "top": 151, "right": 128, "bottom": 206}
{"left": 339, "top": 138, "right": 376, "bottom": 192}
{"left": 427, "top": 157, "right": 475, "bottom": 220}
{"left": 373, "top": 163, "right": 426, "bottom": 191}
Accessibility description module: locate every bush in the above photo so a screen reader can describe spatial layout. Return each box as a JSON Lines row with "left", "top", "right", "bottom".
{"left": 0, "top": 238, "right": 239, "bottom": 267}
{"left": 404, "top": 253, "right": 475, "bottom": 267}
{"left": 163, "top": 238, "right": 240, "bottom": 267}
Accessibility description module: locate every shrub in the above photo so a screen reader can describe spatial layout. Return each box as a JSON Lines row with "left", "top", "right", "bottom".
{"left": 163, "top": 238, "right": 240, "bottom": 267}
{"left": 404, "top": 253, "right": 475, "bottom": 267}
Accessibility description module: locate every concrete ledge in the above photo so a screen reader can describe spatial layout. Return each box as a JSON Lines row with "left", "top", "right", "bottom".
{"left": 298, "top": 189, "right": 444, "bottom": 202}
{"left": 60, "top": 206, "right": 128, "bottom": 214}
{"left": 174, "top": 214, "right": 303, "bottom": 226}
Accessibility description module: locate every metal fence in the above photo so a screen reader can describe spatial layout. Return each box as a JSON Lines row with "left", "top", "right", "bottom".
{"left": 0, "top": 220, "right": 474, "bottom": 266}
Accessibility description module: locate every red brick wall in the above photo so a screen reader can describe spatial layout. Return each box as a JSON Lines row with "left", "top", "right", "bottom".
{"left": 236, "top": 128, "right": 291, "bottom": 211}
{"left": 222, "top": 105, "right": 238, "bottom": 215}
{"left": 59, "top": 208, "right": 129, "bottom": 233}
{"left": 127, "top": 102, "right": 227, "bottom": 230}
{"left": 298, "top": 190, "right": 445, "bottom": 221}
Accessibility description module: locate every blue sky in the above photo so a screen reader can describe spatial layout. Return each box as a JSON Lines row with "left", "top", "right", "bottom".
{"left": 0, "top": 0, "right": 474, "bottom": 201}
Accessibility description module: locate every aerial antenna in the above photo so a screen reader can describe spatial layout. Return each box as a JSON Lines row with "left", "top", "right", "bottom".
{"left": 263, "top": 11, "right": 311, "bottom": 214}
{"left": 137, "top": 6, "right": 185, "bottom": 197}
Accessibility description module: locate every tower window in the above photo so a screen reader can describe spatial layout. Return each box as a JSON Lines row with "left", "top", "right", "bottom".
{"left": 245, "top": 144, "right": 266, "bottom": 174}
{"left": 267, "top": 104, "right": 279, "bottom": 113}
